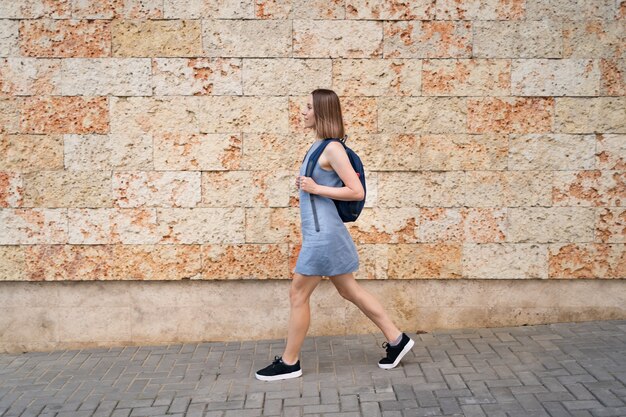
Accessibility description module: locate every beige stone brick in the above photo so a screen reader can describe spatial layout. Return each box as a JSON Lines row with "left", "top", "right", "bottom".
{"left": 201, "top": 170, "right": 291, "bottom": 207}
{"left": 563, "top": 20, "right": 625, "bottom": 59}
{"left": 555, "top": 97, "right": 626, "bottom": 134}
{"left": 378, "top": 97, "right": 466, "bottom": 134}
{"left": 24, "top": 244, "right": 114, "bottom": 280}
{"left": 347, "top": 0, "right": 434, "bottom": 19}
{"left": 20, "top": 96, "right": 109, "bottom": 134}
{"left": 23, "top": 170, "right": 113, "bottom": 208}
{"left": 257, "top": 0, "right": 345, "bottom": 19}
{"left": 68, "top": 208, "right": 164, "bottom": 245}
{"left": 0, "top": 20, "right": 19, "bottom": 57}
{"left": 511, "top": 59, "right": 601, "bottom": 96}
{"left": 600, "top": 58, "right": 626, "bottom": 96}
{"left": 596, "top": 207, "right": 626, "bottom": 243}
{"left": 0, "top": 0, "right": 71, "bottom": 18}
{"left": 468, "top": 97, "right": 554, "bottom": 134}
{"left": 152, "top": 58, "right": 242, "bottom": 96}
{"left": 201, "top": 244, "right": 290, "bottom": 279}
{"left": 59, "top": 58, "right": 151, "bottom": 96}
{"left": 509, "top": 134, "right": 596, "bottom": 170}
{"left": 0, "top": 171, "right": 23, "bottom": 207}
{"left": 289, "top": 96, "right": 378, "bottom": 134}
{"left": 243, "top": 58, "right": 332, "bottom": 96}
{"left": 418, "top": 207, "right": 508, "bottom": 243}
{"left": 154, "top": 132, "right": 241, "bottom": 171}
{"left": 553, "top": 170, "right": 626, "bottom": 207}
{"left": 465, "top": 171, "right": 553, "bottom": 207}
{"left": 333, "top": 59, "right": 421, "bottom": 97}
{"left": 508, "top": 207, "right": 595, "bottom": 243}
{"left": 346, "top": 207, "right": 419, "bottom": 243}
{"left": 197, "top": 96, "right": 289, "bottom": 133}
{"left": 463, "top": 243, "right": 548, "bottom": 278}
{"left": 473, "top": 20, "right": 562, "bottom": 58}
{"left": 241, "top": 133, "right": 312, "bottom": 171}
{"left": 58, "top": 306, "right": 131, "bottom": 341}
{"left": 364, "top": 171, "right": 378, "bottom": 208}
{"left": 113, "top": 244, "right": 202, "bottom": 280}
{"left": 422, "top": 58, "right": 510, "bottom": 96}
{"left": 378, "top": 171, "right": 465, "bottom": 207}
{"left": 204, "top": 19, "right": 291, "bottom": 57}
{"left": 0, "top": 245, "right": 26, "bottom": 280}
{"left": 156, "top": 207, "right": 245, "bottom": 244}
{"left": 388, "top": 243, "right": 463, "bottom": 278}
{"left": 0, "top": 306, "right": 58, "bottom": 343}
{"left": 597, "top": 133, "right": 626, "bottom": 170}
{"left": 420, "top": 134, "right": 508, "bottom": 170}
{"left": 164, "top": 0, "right": 253, "bottom": 19}
{"left": 345, "top": 134, "right": 420, "bottom": 171}
{"left": 0, "top": 134, "right": 63, "bottom": 172}
{"left": 526, "top": 0, "right": 619, "bottom": 21}
{"left": 549, "top": 243, "right": 626, "bottom": 278}
{"left": 434, "top": 0, "right": 525, "bottom": 20}
{"left": 0, "top": 58, "right": 62, "bottom": 96}
{"left": 383, "top": 21, "right": 472, "bottom": 58}
{"left": 0, "top": 98, "right": 20, "bottom": 133}
{"left": 245, "top": 207, "right": 301, "bottom": 244}
{"left": 20, "top": 19, "right": 111, "bottom": 58}
{"left": 293, "top": 20, "right": 383, "bottom": 58}
{"left": 353, "top": 243, "right": 389, "bottom": 280}
{"left": 73, "top": 0, "right": 163, "bottom": 19}
{"left": 0, "top": 208, "right": 67, "bottom": 244}
{"left": 110, "top": 97, "right": 198, "bottom": 135}
{"left": 65, "top": 133, "right": 153, "bottom": 171}
{"left": 112, "top": 171, "right": 201, "bottom": 208}
{"left": 112, "top": 19, "right": 201, "bottom": 57}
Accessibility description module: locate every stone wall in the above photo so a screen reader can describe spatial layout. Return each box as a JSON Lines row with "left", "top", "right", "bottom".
{"left": 0, "top": 1, "right": 625, "bottom": 352}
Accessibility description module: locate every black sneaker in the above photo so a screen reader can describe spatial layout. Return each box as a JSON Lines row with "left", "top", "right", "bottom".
{"left": 255, "top": 355, "right": 302, "bottom": 381}
{"left": 378, "top": 332, "right": 415, "bottom": 369}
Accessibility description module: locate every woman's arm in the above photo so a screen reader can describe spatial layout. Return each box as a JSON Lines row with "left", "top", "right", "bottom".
{"left": 309, "top": 141, "right": 364, "bottom": 201}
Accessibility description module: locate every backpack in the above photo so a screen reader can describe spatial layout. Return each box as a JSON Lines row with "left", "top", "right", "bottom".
{"left": 303, "top": 137, "right": 366, "bottom": 232}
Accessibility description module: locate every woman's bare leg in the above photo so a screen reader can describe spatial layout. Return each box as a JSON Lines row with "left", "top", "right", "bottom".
{"left": 329, "top": 272, "right": 402, "bottom": 342}
{"left": 281, "top": 273, "right": 323, "bottom": 364}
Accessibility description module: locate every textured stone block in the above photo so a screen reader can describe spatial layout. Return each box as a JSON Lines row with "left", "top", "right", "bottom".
{"left": 333, "top": 59, "right": 421, "bottom": 96}
{"left": 112, "top": 171, "right": 201, "bottom": 208}
{"left": 378, "top": 171, "right": 465, "bottom": 207}
{"left": 153, "top": 58, "right": 242, "bottom": 96}
{"left": 0, "top": 58, "right": 62, "bottom": 95}
{"left": 58, "top": 306, "right": 131, "bottom": 341}
{"left": 384, "top": 21, "right": 472, "bottom": 58}
{"left": 72, "top": 0, "right": 163, "bottom": 19}
{"left": 154, "top": 132, "right": 241, "bottom": 171}
{"left": 597, "top": 134, "right": 626, "bottom": 170}
{"left": 563, "top": 20, "right": 625, "bottom": 59}
{"left": 0, "top": 0, "right": 71, "bottom": 18}
{"left": 256, "top": 0, "right": 344, "bottom": 19}
{"left": 600, "top": 58, "right": 626, "bottom": 96}
{"left": 596, "top": 208, "right": 626, "bottom": 243}
{"left": 164, "top": 0, "right": 253, "bottom": 19}
{"left": 20, "top": 96, "right": 109, "bottom": 134}
{"left": 346, "top": 208, "right": 419, "bottom": 243}
{"left": 68, "top": 208, "right": 163, "bottom": 245}
{"left": 24, "top": 244, "right": 114, "bottom": 280}
{"left": 508, "top": 134, "right": 596, "bottom": 170}
{"left": 156, "top": 207, "right": 245, "bottom": 244}
{"left": 20, "top": 19, "right": 111, "bottom": 57}
{"left": 241, "top": 133, "right": 311, "bottom": 171}
{"left": 555, "top": 97, "right": 626, "bottom": 134}
{"left": 0, "top": 20, "right": 19, "bottom": 57}
{"left": 201, "top": 170, "right": 291, "bottom": 207}
{"left": 549, "top": 243, "right": 626, "bottom": 278}
{"left": 113, "top": 244, "right": 202, "bottom": 280}
{"left": 0, "top": 98, "right": 20, "bottom": 134}
{"left": 420, "top": 207, "right": 508, "bottom": 243}
{"left": 468, "top": 97, "right": 554, "bottom": 133}
{"left": 0, "top": 245, "right": 26, "bottom": 280}
{"left": 388, "top": 243, "right": 463, "bottom": 279}
{"left": 434, "top": 0, "right": 525, "bottom": 20}
{"left": 347, "top": 0, "right": 434, "bottom": 19}
{"left": 345, "top": 134, "right": 420, "bottom": 171}
{"left": 507, "top": 207, "right": 595, "bottom": 243}
{"left": 0, "top": 134, "right": 63, "bottom": 172}
{"left": 553, "top": 170, "right": 625, "bottom": 207}
{"left": 526, "top": 0, "right": 619, "bottom": 21}
{"left": 422, "top": 59, "right": 510, "bottom": 96}
{"left": 23, "top": 170, "right": 113, "bottom": 208}
{"left": 245, "top": 207, "right": 301, "bottom": 244}
{"left": 0, "top": 172, "right": 22, "bottom": 207}
{"left": 59, "top": 58, "right": 151, "bottom": 96}
{"left": 511, "top": 59, "right": 601, "bottom": 96}
{"left": 473, "top": 21, "right": 562, "bottom": 58}
{"left": 65, "top": 133, "right": 153, "bottom": 171}
{"left": 290, "top": 96, "right": 377, "bottom": 134}
{"left": 378, "top": 97, "right": 466, "bottom": 133}
{"left": 353, "top": 243, "right": 389, "bottom": 280}
{"left": 204, "top": 20, "right": 291, "bottom": 57}
{"left": 110, "top": 96, "right": 198, "bottom": 135}
{"left": 243, "top": 58, "right": 331, "bottom": 96}
{"left": 0, "top": 208, "right": 67, "bottom": 244}
{"left": 197, "top": 96, "right": 289, "bottom": 133}
{"left": 294, "top": 20, "right": 383, "bottom": 58}
{"left": 112, "top": 20, "right": 201, "bottom": 57}
{"left": 420, "top": 134, "right": 508, "bottom": 170}
{"left": 201, "top": 244, "right": 290, "bottom": 279}
{"left": 463, "top": 243, "right": 548, "bottom": 279}
{"left": 465, "top": 171, "right": 553, "bottom": 207}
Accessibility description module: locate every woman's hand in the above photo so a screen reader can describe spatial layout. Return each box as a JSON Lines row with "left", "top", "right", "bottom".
{"left": 296, "top": 175, "right": 319, "bottom": 194}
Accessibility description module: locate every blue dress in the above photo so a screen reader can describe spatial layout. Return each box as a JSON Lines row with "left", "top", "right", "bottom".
{"left": 294, "top": 139, "right": 360, "bottom": 277}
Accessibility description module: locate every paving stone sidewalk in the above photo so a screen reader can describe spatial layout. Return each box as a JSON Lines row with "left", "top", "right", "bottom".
{"left": 1, "top": 320, "right": 625, "bottom": 417}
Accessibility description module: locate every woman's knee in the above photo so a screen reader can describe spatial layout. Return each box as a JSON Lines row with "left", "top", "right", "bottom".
{"left": 289, "top": 273, "right": 321, "bottom": 305}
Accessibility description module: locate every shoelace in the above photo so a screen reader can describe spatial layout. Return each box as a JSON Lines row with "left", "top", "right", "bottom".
{"left": 272, "top": 355, "right": 282, "bottom": 366}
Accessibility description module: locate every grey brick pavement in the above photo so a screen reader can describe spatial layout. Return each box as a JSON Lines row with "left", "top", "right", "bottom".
{"left": 1, "top": 320, "right": 625, "bottom": 417}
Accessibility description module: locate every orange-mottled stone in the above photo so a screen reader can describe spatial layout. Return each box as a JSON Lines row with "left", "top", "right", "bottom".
{"left": 20, "top": 96, "right": 108, "bottom": 134}
{"left": 245, "top": 207, "right": 301, "bottom": 244}
{"left": 388, "top": 243, "right": 463, "bottom": 278}
{"left": 112, "top": 244, "right": 202, "bottom": 280}
{"left": 600, "top": 59, "right": 625, "bottom": 96}
{"left": 20, "top": 19, "right": 111, "bottom": 58}
{"left": 289, "top": 96, "right": 377, "bottom": 134}
{"left": 384, "top": 21, "right": 472, "bottom": 58}
{"left": 0, "top": 58, "right": 62, "bottom": 97}
{"left": 596, "top": 134, "right": 626, "bottom": 170}
{"left": 417, "top": 207, "right": 508, "bottom": 243}
{"left": 0, "top": 171, "right": 23, "bottom": 208}
{"left": 467, "top": 97, "right": 554, "bottom": 133}
{"left": 420, "top": 133, "right": 508, "bottom": 170}
{"left": 596, "top": 208, "right": 626, "bottom": 243}
{"left": 434, "top": 0, "right": 525, "bottom": 20}
{"left": 549, "top": 243, "right": 626, "bottom": 278}
{"left": 201, "top": 244, "right": 290, "bottom": 279}
{"left": 71, "top": 0, "right": 163, "bottom": 19}
{"left": 24, "top": 244, "right": 114, "bottom": 281}
{"left": 0, "top": 245, "right": 26, "bottom": 281}
{"left": 553, "top": 170, "right": 626, "bottom": 207}
{"left": 0, "top": 134, "right": 63, "bottom": 172}
{"left": 0, "top": 98, "right": 19, "bottom": 134}
{"left": 422, "top": 59, "right": 510, "bottom": 96}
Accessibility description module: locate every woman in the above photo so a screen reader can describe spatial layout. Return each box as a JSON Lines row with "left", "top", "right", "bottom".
{"left": 255, "top": 89, "right": 414, "bottom": 382}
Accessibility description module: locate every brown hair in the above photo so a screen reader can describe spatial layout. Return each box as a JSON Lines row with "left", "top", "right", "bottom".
{"left": 311, "top": 89, "right": 345, "bottom": 140}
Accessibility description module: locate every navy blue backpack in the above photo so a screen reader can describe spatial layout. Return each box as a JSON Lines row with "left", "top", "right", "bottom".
{"left": 303, "top": 137, "right": 366, "bottom": 232}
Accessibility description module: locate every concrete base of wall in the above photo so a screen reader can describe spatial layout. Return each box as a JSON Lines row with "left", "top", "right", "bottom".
{"left": 1, "top": 279, "right": 624, "bottom": 354}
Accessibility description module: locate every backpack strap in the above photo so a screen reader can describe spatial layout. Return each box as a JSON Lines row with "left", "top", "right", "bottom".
{"left": 305, "top": 138, "right": 341, "bottom": 232}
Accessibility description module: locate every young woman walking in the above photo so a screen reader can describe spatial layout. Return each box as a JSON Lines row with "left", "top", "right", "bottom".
{"left": 255, "top": 89, "right": 414, "bottom": 381}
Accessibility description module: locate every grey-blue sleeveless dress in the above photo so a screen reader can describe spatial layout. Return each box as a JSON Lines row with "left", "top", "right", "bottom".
{"left": 294, "top": 139, "right": 360, "bottom": 276}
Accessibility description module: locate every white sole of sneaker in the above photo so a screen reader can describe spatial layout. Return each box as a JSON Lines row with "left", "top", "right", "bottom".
{"left": 378, "top": 338, "right": 415, "bottom": 370}
{"left": 255, "top": 369, "right": 302, "bottom": 381}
